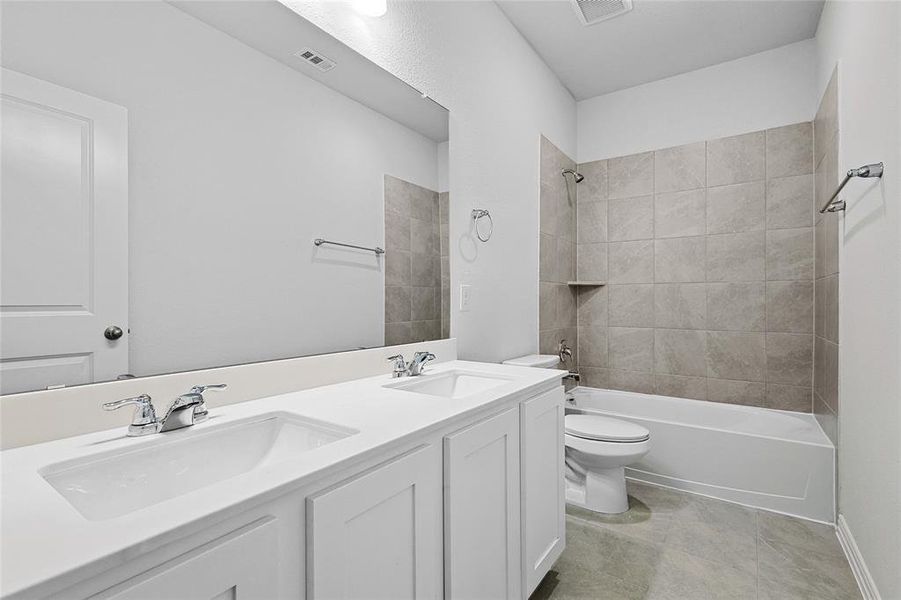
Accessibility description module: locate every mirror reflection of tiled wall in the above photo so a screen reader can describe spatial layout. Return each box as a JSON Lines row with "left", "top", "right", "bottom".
{"left": 384, "top": 175, "right": 449, "bottom": 345}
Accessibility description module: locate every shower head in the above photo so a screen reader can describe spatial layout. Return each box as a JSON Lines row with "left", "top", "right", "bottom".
{"left": 562, "top": 168, "right": 584, "bottom": 183}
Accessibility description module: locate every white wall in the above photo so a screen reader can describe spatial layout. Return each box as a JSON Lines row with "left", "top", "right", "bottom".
{"left": 1, "top": 1, "right": 439, "bottom": 377}
{"left": 577, "top": 40, "right": 817, "bottom": 161}
{"left": 285, "top": 0, "right": 577, "bottom": 363}
{"left": 815, "top": 3, "right": 901, "bottom": 597}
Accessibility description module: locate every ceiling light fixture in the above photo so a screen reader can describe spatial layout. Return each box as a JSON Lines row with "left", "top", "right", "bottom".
{"left": 353, "top": 0, "right": 387, "bottom": 18}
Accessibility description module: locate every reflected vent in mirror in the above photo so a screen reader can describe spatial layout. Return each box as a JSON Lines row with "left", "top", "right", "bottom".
{"left": 293, "top": 47, "right": 336, "bottom": 72}
{"left": 571, "top": 0, "right": 633, "bottom": 25}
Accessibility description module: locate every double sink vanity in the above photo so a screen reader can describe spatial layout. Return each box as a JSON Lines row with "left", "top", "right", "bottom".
{"left": 1, "top": 358, "right": 566, "bottom": 599}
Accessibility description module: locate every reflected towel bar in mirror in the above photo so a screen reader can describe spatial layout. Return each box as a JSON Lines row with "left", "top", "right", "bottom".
{"left": 313, "top": 238, "right": 385, "bottom": 255}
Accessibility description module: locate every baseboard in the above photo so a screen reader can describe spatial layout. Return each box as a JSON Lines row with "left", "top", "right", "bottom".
{"left": 836, "top": 513, "right": 881, "bottom": 600}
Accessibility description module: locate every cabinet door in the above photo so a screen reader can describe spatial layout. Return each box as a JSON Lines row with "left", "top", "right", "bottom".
{"left": 93, "top": 518, "right": 278, "bottom": 600}
{"left": 521, "top": 387, "right": 565, "bottom": 596}
{"left": 307, "top": 444, "right": 442, "bottom": 600}
{"left": 444, "top": 407, "right": 521, "bottom": 600}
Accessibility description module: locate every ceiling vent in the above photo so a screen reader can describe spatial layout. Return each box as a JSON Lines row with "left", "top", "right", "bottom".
{"left": 570, "top": 0, "right": 633, "bottom": 25}
{"left": 293, "top": 48, "right": 336, "bottom": 72}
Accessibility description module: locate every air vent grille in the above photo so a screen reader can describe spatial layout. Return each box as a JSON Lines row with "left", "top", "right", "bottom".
{"left": 293, "top": 47, "right": 336, "bottom": 72}
{"left": 571, "top": 0, "right": 633, "bottom": 25}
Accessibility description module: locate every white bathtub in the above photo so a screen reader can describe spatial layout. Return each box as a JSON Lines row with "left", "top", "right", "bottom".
{"left": 568, "top": 387, "right": 835, "bottom": 523}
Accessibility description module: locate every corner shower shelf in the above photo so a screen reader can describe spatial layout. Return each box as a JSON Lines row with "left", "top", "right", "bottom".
{"left": 566, "top": 281, "right": 606, "bottom": 287}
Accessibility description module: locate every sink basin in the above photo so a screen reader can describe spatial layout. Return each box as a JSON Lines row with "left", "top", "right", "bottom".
{"left": 385, "top": 370, "right": 511, "bottom": 399}
{"left": 41, "top": 412, "right": 357, "bottom": 521}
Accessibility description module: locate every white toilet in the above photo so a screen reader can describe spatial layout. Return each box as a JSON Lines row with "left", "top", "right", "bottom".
{"left": 502, "top": 354, "right": 651, "bottom": 514}
{"left": 563, "top": 414, "right": 649, "bottom": 513}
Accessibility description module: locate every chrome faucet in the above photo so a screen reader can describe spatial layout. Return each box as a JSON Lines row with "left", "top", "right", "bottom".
{"left": 102, "top": 384, "right": 227, "bottom": 437}
{"left": 408, "top": 351, "right": 436, "bottom": 376}
{"left": 386, "top": 351, "right": 436, "bottom": 378}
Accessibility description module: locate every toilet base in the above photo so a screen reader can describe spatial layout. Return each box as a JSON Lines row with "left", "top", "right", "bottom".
{"left": 565, "top": 466, "right": 629, "bottom": 514}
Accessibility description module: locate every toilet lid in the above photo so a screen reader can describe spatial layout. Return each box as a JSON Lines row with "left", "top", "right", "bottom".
{"left": 565, "top": 414, "right": 650, "bottom": 442}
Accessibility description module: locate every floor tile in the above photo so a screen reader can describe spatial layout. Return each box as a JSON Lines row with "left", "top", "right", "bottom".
{"left": 757, "top": 510, "right": 845, "bottom": 557}
{"left": 758, "top": 538, "right": 861, "bottom": 599}
{"left": 531, "top": 484, "right": 861, "bottom": 600}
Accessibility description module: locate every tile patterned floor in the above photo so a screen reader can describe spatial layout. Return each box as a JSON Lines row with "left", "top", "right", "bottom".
{"left": 531, "top": 482, "right": 860, "bottom": 600}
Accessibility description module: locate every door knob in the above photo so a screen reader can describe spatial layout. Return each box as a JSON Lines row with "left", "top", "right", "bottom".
{"left": 104, "top": 325, "right": 124, "bottom": 340}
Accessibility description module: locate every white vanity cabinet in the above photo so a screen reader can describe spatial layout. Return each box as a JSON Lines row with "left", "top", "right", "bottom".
{"left": 93, "top": 518, "right": 279, "bottom": 600}
{"left": 306, "top": 444, "right": 443, "bottom": 600}
{"left": 444, "top": 407, "right": 522, "bottom": 599}
{"left": 520, "top": 388, "right": 566, "bottom": 596}
{"left": 21, "top": 379, "right": 565, "bottom": 600}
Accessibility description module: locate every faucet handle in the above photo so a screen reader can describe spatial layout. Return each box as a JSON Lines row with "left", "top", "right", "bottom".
{"left": 185, "top": 384, "right": 226, "bottom": 422}
{"left": 387, "top": 354, "right": 408, "bottom": 378}
{"left": 102, "top": 394, "right": 159, "bottom": 436}
{"left": 189, "top": 384, "right": 227, "bottom": 394}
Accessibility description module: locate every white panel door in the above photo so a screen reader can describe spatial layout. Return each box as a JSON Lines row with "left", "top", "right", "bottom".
{"left": 521, "top": 387, "right": 566, "bottom": 596}
{"left": 444, "top": 407, "right": 521, "bottom": 600}
{"left": 92, "top": 518, "right": 278, "bottom": 600}
{"left": 307, "top": 445, "right": 442, "bottom": 600}
{"left": 1, "top": 68, "right": 128, "bottom": 394}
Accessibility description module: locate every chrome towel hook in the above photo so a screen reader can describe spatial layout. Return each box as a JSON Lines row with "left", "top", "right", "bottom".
{"left": 472, "top": 209, "right": 493, "bottom": 242}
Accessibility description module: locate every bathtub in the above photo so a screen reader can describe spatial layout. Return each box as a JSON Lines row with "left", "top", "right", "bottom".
{"left": 568, "top": 387, "right": 835, "bottom": 523}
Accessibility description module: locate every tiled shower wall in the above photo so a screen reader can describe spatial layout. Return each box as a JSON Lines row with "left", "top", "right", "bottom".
{"left": 813, "top": 69, "right": 840, "bottom": 444}
{"left": 571, "top": 123, "right": 816, "bottom": 411}
{"left": 384, "top": 175, "right": 448, "bottom": 345}
{"left": 539, "top": 137, "right": 578, "bottom": 371}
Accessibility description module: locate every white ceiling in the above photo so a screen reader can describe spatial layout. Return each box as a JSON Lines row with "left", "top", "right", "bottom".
{"left": 496, "top": 0, "right": 824, "bottom": 101}
{"left": 171, "top": 1, "right": 448, "bottom": 142}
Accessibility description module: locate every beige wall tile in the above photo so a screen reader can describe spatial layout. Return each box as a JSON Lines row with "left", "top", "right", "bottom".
{"left": 655, "top": 374, "right": 707, "bottom": 400}
{"left": 655, "top": 329, "right": 707, "bottom": 376}
{"left": 540, "top": 234, "right": 556, "bottom": 282}
{"left": 385, "top": 286, "right": 411, "bottom": 324}
{"left": 766, "top": 228, "right": 814, "bottom": 281}
{"left": 609, "top": 284, "right": 654, "bottom": 327}
{"left": 578, "top": 325, "right": 609, "bottom": 368}
{"left": 411, "top": 218, "right": 436, "bottom": 254}
{"left": 412, "top": 286, "right": 439, "bottom": 321}
{"left": 577, "top": 200, "right": 607, "bottom": 243}
{"left": 766, "top": 333, "right": 813, "bottom": 386}
{"left": 707, "top": 131, "right": 765, "bottom": 186}
{"left": 707, "top": 379, "right": 766, "bottom": 407}
{"left": 655, "top": 283, "right": 707, "bottom": 329}
{"left": 385, "top": 322, "right": 413, "bottom": 346}
{"left": 556, "top": 240, "right": 576, "bottom": 283}
{"left": 607, "top": 369, "right": 656, "bottom": 394}
{"left": 609, "top": 327, "right": 655, "bottom": 371}
{"left": 386, "top": 212, "right": 411, "bottom": 251}
{"left": 579, "top": 367, "right": 608, "bottom": 389}
{"left": 765, "top": 384, "right": 812, "bottom": 412}
{"left": 608, "top": 151, "right": 654, "bottom": 199}
{"left": 412, "top": 319, "right": 440, "bottom": 342}
{"left": 386, "top": 250, "right": 411, "bottom": 286}
{"left": 766, "top": 122, "right": 813, "bottom": 179}
{"left": 814, "top": 70, "right": 838, "bottom": 167}
{"left": 555, "top": 284, "right": 577, "bottom": 329}
{"left": 540, "top": 183, "right": 557, "bottom": 236}
{"left": 707, "top": 181, "right": 766, "bottom": 234}
{"left": 608, "top": 195, "right": 654, "bottom": 241}
{"left": 577, "top": 286, "right": 608, "bottom": 325}
{"left": 655, "top": 237, "right": 706, "bottom": 283}
{"left": 655, "top": 189, "right": 706, "bottom": 238}
{"left": 707, "top": 282, "right": 766, "bottom": 332}
{"left": 767, "top": 175, "right": 813, "bottom": 230}
{"left": 706, "top": 331, "right": 766, "bottom": 381}
{"left": 577, "top": 242, "right": 609, "bottom": 281}
{"left": 577, "top": 159, "right": 608, "bottom": 203}
{"left": 707, "top": 231, "right": 765, "bottom": 282}
{"left": 655, "top": 142, "right": 706, "bottom": 193}
{"left": 766, "top": 281, "right": 814, "bottom": 333}
{"left": 539, "top": 282, "right": 556, "bottom": 331}
{"left": 608, "top": 240, "right": 654, "bottom": 283}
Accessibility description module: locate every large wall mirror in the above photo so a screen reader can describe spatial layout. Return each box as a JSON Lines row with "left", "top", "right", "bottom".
{"left": 0, "top": 1, "right": 450, "bottom": 395}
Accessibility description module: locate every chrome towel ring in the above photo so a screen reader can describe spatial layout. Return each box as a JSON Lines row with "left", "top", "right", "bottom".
{"left": 472, "top": 209, "right": 493, "bottom": 242}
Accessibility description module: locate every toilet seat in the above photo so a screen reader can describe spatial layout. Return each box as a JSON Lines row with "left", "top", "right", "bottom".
{"left": 565, "top": 414, "right": 649, "bottom": 443}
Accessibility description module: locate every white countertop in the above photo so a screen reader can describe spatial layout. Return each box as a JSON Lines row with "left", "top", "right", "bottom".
{"left": 0, "top": 360, "right": 563, "bottom": 598}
